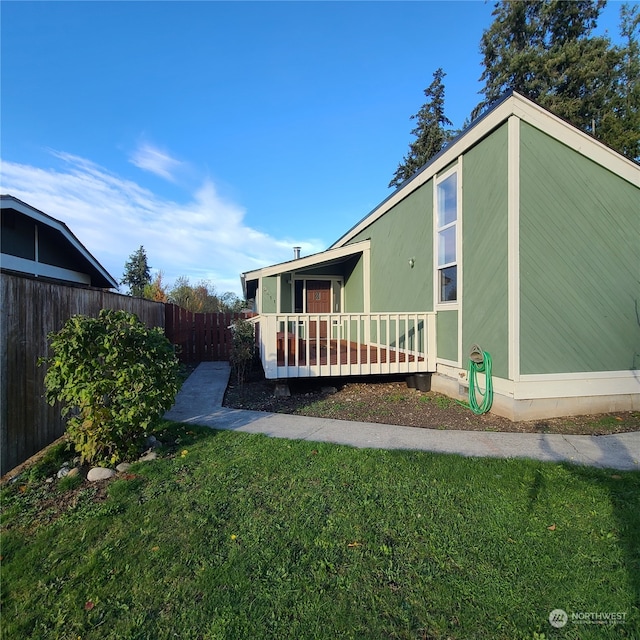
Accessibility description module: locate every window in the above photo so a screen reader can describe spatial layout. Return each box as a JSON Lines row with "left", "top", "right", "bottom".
{"left": 436, "top": 171, "right": 458, "bottom": 303}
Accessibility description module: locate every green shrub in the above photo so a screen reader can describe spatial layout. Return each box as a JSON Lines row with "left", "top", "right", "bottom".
{"left": 229, "top": 318, "right": 255, "bottom": 386}
{"left": 42, "top": 309, "right": 181, "bottom": 465}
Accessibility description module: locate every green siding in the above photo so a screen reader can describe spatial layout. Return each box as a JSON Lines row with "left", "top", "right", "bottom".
{"left": 280, "top": 275, "right": 292, "bottom": 312}
{"left": 349, "top": 182, "right": 433, "bottom": 312}
{"left": 261, "top": 276, "right": 278, "bottom": 314}
{"left": 343, "top": 255, "right": 364, "bottom": 312}
{"left": 462, "top": 124, "right": 510, "bottom": 379}
{"left": 519, "top": 122, "right": 640, "bottom": 374}
{"left": 297, "top": 264, "right": 341, "bottom": 276}
{"left": 437, "top": 310, "right": 458, "bottom": 362}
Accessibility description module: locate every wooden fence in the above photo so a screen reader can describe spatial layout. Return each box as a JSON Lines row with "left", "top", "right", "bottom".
{"left": 1, "top": 273, "right": 254, "bottom": 475}
{"left": 164, "top": 303, "right": 253, "bottom": 364}
{"left": 1, "top": 273, "right": 165, "bottom": 476}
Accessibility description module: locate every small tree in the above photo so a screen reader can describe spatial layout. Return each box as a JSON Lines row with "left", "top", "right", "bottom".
{"left": 122, "top": 246, "right": 151, "bottom": 297}
{"left": 42, "top": 309, "right": 181, "bottom": 465}
{"left": 229, "top": 318, "right": 255, "bottom": 388}
{"left": 143, "top": 271, "right": 169, "bottom": 302}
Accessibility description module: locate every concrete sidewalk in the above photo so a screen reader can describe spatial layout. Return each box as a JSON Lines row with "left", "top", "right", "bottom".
{"left": 165, "top": 362, "right": 640, "bottom": 472}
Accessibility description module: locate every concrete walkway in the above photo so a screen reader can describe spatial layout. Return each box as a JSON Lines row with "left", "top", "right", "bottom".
{"left": 165, "top": 362, "right": 640, "bottom": 472}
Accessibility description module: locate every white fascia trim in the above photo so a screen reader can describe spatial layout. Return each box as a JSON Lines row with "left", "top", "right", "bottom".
{"left": 332, "top": 93, "right": 639, "bottom": 250}
{"left": 1, "top": 196, "right": 118, "bottom": 288}
{"left": 242, "top": 239, "right": 371, "bottom": 281}
{"left": 1, "top": 254, "right": 91, "bottom": 285}
{"left": 507, "top": 115, "right": 521, "bottom": 382}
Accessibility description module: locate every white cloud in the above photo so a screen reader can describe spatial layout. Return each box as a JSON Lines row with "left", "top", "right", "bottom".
{"left": 129, "top": 141, "right": 184, "bottom": 182}
{"left": 0, "top": 152, "right": 324, "bottom": 295}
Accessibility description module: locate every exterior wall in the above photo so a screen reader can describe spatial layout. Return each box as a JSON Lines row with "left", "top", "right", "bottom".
{"left": 519, "top": 121, "right": 640, "bottom": 374}
{"left": 349, "top": 181, "right": 433, "bottom": 312}
{"left": 461, "top": 123, "right": 510, "bottom": 379}
{"left": 343, "top": 255, "right": 364, "bottom": 313}
{"left": 1, "top": 211, "right": 36, "bottom": 259}
{"left": 280, "top": 274, "right": 292, "bottom": 312}
{"left": 436, "top": 310, "right": 458, "bottom": 362}
{"left": 261, "top": 276, "right": 278, "bottom": 313}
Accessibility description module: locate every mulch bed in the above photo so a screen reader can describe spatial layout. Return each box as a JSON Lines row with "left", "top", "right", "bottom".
{"left": 223, "top": 372, "right": 640, "bottom": 436}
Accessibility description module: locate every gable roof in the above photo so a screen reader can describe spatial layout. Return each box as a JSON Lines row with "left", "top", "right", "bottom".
{"left": 1, "top": 194, "right": 118, "bottom": 289}
{"left": 331, "top": 91, "right": 640, "bottom": 249}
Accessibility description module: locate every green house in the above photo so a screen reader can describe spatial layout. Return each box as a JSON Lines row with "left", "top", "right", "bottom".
{"left": 241, "top": 91, "right": 640, "bottom": 420}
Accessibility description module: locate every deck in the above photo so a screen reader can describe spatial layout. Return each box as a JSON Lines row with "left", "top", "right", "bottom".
{"left": 255, "top": 312, "right": 436, "bottom": 379}
{"left": 277, "top": 334, "right": 423, "bottom": 367}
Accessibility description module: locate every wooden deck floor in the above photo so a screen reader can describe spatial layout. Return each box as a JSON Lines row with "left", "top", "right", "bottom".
{"left": 276, "top": 336, "right": 423, "bottom": 367}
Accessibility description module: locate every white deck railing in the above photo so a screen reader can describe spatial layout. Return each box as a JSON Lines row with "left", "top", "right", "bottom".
{"left": 254, "top": 312, "right": 436, "bottom": 379}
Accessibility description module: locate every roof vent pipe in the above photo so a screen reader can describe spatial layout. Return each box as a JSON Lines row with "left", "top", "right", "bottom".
{"left": 293, "top": 246, "right": 301, "bottom": 259}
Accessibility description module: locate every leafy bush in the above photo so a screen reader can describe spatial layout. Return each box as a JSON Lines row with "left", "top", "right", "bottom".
{"left": 42, "top": 309, "right": 181, "bottom": 465}
{"left": 229, "top": 318, "right": 255, "bottom": 386}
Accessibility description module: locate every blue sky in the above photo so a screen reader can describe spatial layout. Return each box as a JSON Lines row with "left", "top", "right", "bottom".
{"left": 1, "top": 1, "right": 627, "bottom": 296}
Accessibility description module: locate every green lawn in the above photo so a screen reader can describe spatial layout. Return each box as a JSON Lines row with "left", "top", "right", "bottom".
{"left": 1, "top": 422, "right": 638, "bottom": 639}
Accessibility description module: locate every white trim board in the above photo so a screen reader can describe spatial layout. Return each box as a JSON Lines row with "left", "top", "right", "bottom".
{"left": 437, "top": 365, "right": 640, "bottom": 400}
{"left": 0, "top": 254, "right": 91, "bottom": 285}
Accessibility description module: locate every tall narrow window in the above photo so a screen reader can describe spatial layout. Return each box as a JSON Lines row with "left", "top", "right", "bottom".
{"left": 436, "top": 172, "right": 457, "bottom": 303}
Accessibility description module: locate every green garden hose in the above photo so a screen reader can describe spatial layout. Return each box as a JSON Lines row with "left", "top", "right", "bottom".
{"left": 468, "top": 348, "right": 493, "bottom": 415}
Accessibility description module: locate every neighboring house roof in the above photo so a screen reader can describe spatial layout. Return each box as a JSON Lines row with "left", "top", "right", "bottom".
{"left": 331, "top": 90, "right": 639, "bottom": 249}
{"left": 0, "top": 194, "right": 118, "bottom": 289}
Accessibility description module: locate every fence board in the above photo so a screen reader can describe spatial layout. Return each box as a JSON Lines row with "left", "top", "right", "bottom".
{"left": 163, "top": 304, "right": 251, "bottom": 364}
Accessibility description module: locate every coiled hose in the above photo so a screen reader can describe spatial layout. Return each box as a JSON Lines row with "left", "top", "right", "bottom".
{"left": 468, "top": 348, "right": 493, "bottom": 415}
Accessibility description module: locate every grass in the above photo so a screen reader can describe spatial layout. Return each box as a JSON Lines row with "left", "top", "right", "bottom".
{"left": 1, "top": 422, "right": 639, "bottom": 640}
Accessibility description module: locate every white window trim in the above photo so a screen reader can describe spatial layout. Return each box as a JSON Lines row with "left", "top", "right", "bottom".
{"left": 434, "top": 161, "right": 462, "bottom": 311}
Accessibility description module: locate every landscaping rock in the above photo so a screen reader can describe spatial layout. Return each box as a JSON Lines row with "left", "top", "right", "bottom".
{"left": 67, "top": 467, "right": 80, "bottom": 478}
{"left": 87, "top": 467, "right": 116, "bottom": 482}
{"left": 56, "top": 466, "right": 70, "bottom": 479}
{"left": 116, "top": 462, "right": 132, "bottom": 473}
{"left": 145, "top": 435, "right": 161, "bottom": 449}
{"left": 138, "top": 451, "right": 158, "bottom": 462}
{"left": 274, "top": 383, "right": 291, "bottom": 397}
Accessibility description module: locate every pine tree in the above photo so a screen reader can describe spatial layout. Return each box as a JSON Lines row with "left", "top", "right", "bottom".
{"left": 121, "top": 246, "right": 151, "bottom": 297}
{"left": 599, "top": 4, "right": 640, "bottom": 160}
{"left": 389, "top": 68, "right": 453, "bottom": 189}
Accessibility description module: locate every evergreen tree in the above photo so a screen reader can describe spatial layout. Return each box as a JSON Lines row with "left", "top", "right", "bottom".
{"left": 389, "top": 68, "right": 453, "bottom": 189}
{"left": 473, "top": 0, "right": 639, "bottom": 161}
{"left": 121, "top": 246, "right": 151, "bottom": 297}
{"left": 599, "top": 4, "right": 640, "bottom": 160}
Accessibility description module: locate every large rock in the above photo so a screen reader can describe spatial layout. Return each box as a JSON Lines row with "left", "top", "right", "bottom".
{"left": 87, "top": 467, "right": 116, "bottom": 482}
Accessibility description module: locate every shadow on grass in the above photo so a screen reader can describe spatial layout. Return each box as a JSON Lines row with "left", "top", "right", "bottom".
{"left": 538, "top": 434, "right": 640, "bottom": 628}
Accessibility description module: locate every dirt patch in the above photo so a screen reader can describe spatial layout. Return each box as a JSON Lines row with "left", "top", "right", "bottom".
{"left": 224, "top": 374, "right": 640, "bottom": 436}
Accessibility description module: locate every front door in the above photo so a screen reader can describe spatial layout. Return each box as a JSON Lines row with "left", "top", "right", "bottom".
{"left": 306, "top": 280, "right": 332, "bottom": 313}
{"left": 306, "top": 280, "right": 331, "bottom": 338}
